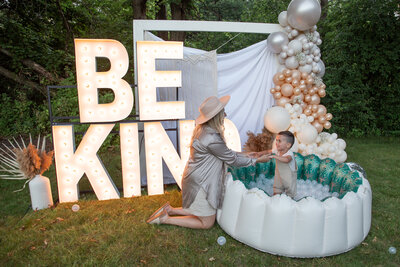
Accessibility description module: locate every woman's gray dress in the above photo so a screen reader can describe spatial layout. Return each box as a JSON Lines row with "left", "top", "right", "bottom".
{"left": 182, "top": 126, "right": 256, "bottom": 210}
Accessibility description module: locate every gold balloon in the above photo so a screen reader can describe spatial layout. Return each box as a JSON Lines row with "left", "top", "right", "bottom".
{"left": 291, "top": 79, "right": 300, "bottom": 87}
{"left": 277, "top": 97, "right": 290, "bottom": 107}
{"left": 299, "top": 84, "right": 307, "bottom": 91}
{"left": 300, "top": 80, "right": 306, "bottom": 85}
{"left": 318, "top": 88, "right": 326, "bottom": 97}
{"left": 275, "top": 85, "right": 281, "bottom": 92}
{"left": 292, "top": 70, "right": 301, "bottom": 80}
{"left": 306, "top": 77, "right": 314, "bottom": 85}
{"left": 283, "top": 69, "right": 292, "bottom": 77}
{"left": 304, "top": 94, "right": 311, "bottom": 103}
{"left": 310, "top": 94, "right": 320, "bottom": 105}
{"left": 320, "top": 83, "right": 326, "bottom": 90}
{"left": 270, "top": 88, "right": 276, "bottom": 94}
{"left": 312, "top": 112, "right": 318, "bottom": 118}
{"left": 324, "top": 121, "right": 332, "bottom": 129}
{"left": 318, "top": 116, "right": 326, "bottom": 124}
{"left": 300, "top": 102, "right": 307, "bottom": 110}
{"left": 312, "top": 104, "right": 318, "bottom": 112}
{"left": 293, "top": 87, "right": 301, "bottom": 95}
{"left": 278, "top": 74, "right": 285, "bottom": 80}
{"left": 274, "top": 92, "right": 282, "bottom": 99}
{"left": 281, "top": 83, "right": 294, "bottom": 97}
{"left": 301, "top": 72, "right": 308, "bottom": 80}
{"left": 285, "top": 77, "right": 293, "bottom": 84}
{"left": 326, "top": 113, "right": 333, "bottom": 121}
{"left": 316, "top": 105, "right": 327, "bottom": 117}
{"left": 273, "top": 74, "right": 284, "bottom": 86}
{"left": 304, "top": 109, "right": 312, "bottom": 116}
{"left": 312, "top": 121, "right": 323, "bottom": 133}
{"left": 309, "top": 88, "right": 316, "bottom": 95}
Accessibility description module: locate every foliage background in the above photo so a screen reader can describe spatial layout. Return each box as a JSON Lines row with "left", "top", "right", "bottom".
{"left": 0, "top": 0, "right": 399, "bottom": 138}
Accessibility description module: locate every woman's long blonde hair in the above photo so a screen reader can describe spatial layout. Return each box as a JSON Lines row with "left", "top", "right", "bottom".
{"left": 189, "top": 109, "right": 225, "bottom": 157}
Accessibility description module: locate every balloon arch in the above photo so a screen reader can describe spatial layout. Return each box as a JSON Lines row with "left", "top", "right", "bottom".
{"left": 217, "top": 0, "right": 372, "bottom": 258}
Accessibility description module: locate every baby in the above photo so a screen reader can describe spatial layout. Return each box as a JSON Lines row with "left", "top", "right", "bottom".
{"left": 255, "top": 131, "right": 297, "bottom": 198}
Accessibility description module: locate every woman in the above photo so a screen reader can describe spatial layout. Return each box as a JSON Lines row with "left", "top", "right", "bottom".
{"left": 146, "top": 95, "right": 268, "bottom": 229}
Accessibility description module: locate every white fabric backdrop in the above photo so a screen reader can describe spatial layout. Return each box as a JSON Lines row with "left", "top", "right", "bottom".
{"left": 141, "top": 32, "right": 277, "bottom": 185}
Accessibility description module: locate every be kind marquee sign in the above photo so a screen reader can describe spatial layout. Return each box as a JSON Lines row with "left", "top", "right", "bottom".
{"left": 53, "top": 39, "right": 241, "bottom": 203}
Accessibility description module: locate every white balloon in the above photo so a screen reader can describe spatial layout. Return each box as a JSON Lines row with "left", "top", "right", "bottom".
{"left": 332, "top": 133, "right": 338, "bottom": 139}
{"left": 298, "top": 143, "right": 306, "bottom": 151}
{"left": 313, "top": 56, "right": 320, "bottom": 62}
{"left": 287, "top": 48, "right": 294, "bottom": 56}
{"left": 278, "top": 11, "right": 288, "bottom": 27}
{"left": 297, "top": 124, "right": 318, "bottom": 144}
{"left": 291, "top": 29, "right": 299, "bottom": 37}
{"left": 316, "top": 60, "right": 325, "bottom": 77}
{"left": 282, "top": 45, "right": 289, "bottom": 52}
{"left": 264, "top": 106, "right": 291, "bottom": 133}
{"left": 288, "top": 33, "right": 293, "bottom": 39}
{"left": 336, "top": 138, "right": 346, "bottom": 150}
{"left": 328, "top": 145, "right": 336, "bottom": 153}
{"left": 278, "top": 56, "right": 286, "bottom": 64}
{"left": 288, "top": 39, "right": 303, "bottom": 54}
{"left": 316, "top": 147, "right": 324, "bottom": 154}
{"left": 299, "top": 64, "right": 312, "bottom": 73}
{"left": 313, "top": 48, "right": 321, "bottom": 56}
{"left": 285, "top": 56, "right": 299, "bottom": 69}
{"left": 285, "top": 26, "right": 292, "bottom": 33}
{"left": 280, "top": 52, "right": 288, "bottom": 59}
{"left": 316, "top": 38, "right": 322, "bottom": 45}
{"left": 335, "top": 151, "right": 347, "bottom": 163}
{"left": 315, "top": 136, "right": 321, "bottom": 143}
{"left": 307, "top": 116, "right": 314, "bottom": 122}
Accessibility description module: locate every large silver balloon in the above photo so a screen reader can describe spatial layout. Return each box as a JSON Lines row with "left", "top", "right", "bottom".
{"left": 287, "top": 0, "right": 321, "bottom": 31}
{"left": 316, "top": 60, "right": 325, "bottom": 77}
{"left": 278, "top": 11, "right": 288, "bottom": 27}
{"left": 267, "top": 32, "right": 289, "bottom": 53}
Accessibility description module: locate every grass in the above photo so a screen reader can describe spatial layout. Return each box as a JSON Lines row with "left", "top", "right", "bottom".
{"left": 0, "top": 137, "right": 399, "bottom": 266}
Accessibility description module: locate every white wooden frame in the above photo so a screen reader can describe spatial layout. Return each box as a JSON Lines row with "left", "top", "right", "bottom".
{"left": 132, "top": 20, "right": 282, "bottom": 110}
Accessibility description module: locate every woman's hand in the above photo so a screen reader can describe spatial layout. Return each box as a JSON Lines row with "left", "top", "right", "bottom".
{"left": 256, "top": 154, "right": 271, "bottom": 163}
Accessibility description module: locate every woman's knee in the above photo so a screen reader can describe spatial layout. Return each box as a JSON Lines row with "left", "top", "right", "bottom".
{"left": 200, "top": 215, "right": 216, "bottom": 229}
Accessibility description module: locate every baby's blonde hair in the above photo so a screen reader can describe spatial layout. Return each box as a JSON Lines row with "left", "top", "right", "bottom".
{"left": 189, "top": 109, "right": 225, "bottom": 157}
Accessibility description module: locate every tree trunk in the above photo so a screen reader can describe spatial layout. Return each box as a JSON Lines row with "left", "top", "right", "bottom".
{"left": 0, "top": 47, "right": 59, "bottom": 83}
{"left": 0, "top": 47, "right": 58, "bottom": 82}
{"left": 133, "top": 0, "right": 148, "bottom": 19}
{"left": 0, "top": 66, "right": 46, "bottom": 96}
{"left": 55, "top": 0, "right": 75, "bottom": 51}
{"left": 156, "top": 1, "right": 168, "bottom": 40}
{"left": 170, "top": 0, "right": 191, "bottom": 41}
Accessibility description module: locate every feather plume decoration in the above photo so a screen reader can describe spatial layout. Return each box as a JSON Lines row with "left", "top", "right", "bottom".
{"left": 0, "top": 136, "right": 54, "bottom": 191}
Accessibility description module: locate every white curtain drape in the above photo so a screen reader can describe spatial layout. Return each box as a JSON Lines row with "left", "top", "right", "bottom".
{"left": 140, "top": 32, "right": 277, "bottom": 185}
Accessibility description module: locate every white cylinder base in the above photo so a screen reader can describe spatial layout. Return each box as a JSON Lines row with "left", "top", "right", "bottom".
{"left": 29, "top": 175, "right": 53, "bottom": 210}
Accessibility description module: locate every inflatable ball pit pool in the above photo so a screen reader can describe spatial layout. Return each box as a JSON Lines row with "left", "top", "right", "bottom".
{"left": 217, "top": 153, "right": 372, "bottom": 258}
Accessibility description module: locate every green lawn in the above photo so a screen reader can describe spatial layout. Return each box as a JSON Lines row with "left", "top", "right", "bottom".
{"left": 1, "top": 137, "right": 399, "bottom": 266}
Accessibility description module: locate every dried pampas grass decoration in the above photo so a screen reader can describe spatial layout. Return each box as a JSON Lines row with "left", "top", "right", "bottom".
{"left": 0, "top": 135, "right": 54, "bottom": 191}
{"left": 243, "top": 127, "right": 275, "bottom": 152}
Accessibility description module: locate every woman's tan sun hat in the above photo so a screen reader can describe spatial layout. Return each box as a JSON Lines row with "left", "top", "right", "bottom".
{"left": 195, "top": 95, "right": 230, "bottom": 125}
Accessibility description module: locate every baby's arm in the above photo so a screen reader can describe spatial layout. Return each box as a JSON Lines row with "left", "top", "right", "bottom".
{"left": 269, "top": 154, "right": 292, "bottom": 163}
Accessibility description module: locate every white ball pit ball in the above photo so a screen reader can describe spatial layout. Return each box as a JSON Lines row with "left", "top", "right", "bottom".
{"left": 217, "top": 166, "right": 372, "bottom": 258}
{"left": 264, "top": 106, "right": 291, "bottom": 133}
